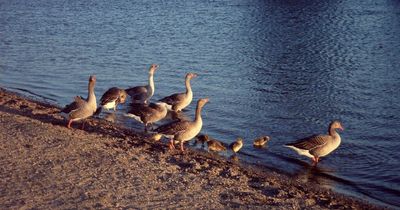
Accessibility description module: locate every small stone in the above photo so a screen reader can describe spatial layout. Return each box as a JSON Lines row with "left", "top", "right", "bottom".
{"left": 305, "top": 198, "right": 316, "bottom": 206}
{"left": 194, "top": 162, "right": 202, "bottom": 170}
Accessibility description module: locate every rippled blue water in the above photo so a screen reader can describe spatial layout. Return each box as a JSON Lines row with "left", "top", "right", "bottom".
{"left": 1, "top": 0, "right": 400, "bottom": 208}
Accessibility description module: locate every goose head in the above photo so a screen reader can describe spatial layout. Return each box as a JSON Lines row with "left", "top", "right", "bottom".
{"left": 149, "top": 64, "right": 159, "bottom": 74}
{"left": 89, "top": 75, "right": 96, "bottom": 87}
{"left": 89, "top": 75, "right": 96, "bottom": 82}
{"left": 119, "top": 90, "right": 128, "bottom": 103}
{"left": 330, "top": 120, "right": 344, "bottom": 131}
{"left": 197, "top": 134, "right": 210, "bottom": 143}
{"left": 186, "top": 72, "right": 198, "bottom": 80}
{"left": 197, "top": 98, "right": 209, "bottom": 108}
{"left": 260, "top": 136, "right": 270, "bottom": 142}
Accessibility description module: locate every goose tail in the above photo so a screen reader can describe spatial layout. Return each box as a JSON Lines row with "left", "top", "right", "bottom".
{"left": 124, "top": 113, "right": 143, "bottom": 123}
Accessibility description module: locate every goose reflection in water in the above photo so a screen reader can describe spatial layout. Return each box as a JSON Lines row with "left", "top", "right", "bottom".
{"left": 292, "top": 161, "right": 337, "bottom": 189}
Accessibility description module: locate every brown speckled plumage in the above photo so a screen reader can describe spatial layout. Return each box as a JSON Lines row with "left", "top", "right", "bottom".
{"left": 126, "top": 64, "right": 158, "bottom": 103}
{"left": 126, "top": 102, "right": 168, "bottom": 131}
{"left": 154, "top": 98, "right": 209, "bottom": 151}
{"left": 159, "top": 72, "right": 197, "bottom": 112}
{"left": 61, "top": 75, "right": 97, "bottom": 128}
{"left": 285, "top": 120, "right": 344, "bottom": 164}
{"left": 99, "top": 87, "right": 127, "bottom": 110}
{"left": 253, "top": 136, "right": 270, "bottom": 147}
{"left": 229, "top": 138, "right": 243, "bottom": 153}
{"left": 207, "top": 138, "right": 227, "bottom": 152}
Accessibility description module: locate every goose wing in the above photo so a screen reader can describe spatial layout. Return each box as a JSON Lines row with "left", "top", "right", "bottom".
{"left": 210, "top": 140, "right": 227, "bottom": 151}
{"left": 217, "top": 141, "right": 227, "bottom": 149}
{"left": 286, "top": 134, "right": 329, "bottom": 151}
{"left": 154, "top": 120, "right": 191, "bottom": 135}
{"left": 159, "top": 93, "right": 185, "bottom": 105}
{"left": 229, "top": 141, "right": 239, "bottom": 149}
{"left": 128, "top": 103, "right": 153, "bottom": 117}
{"left": 100, "top": 87, "right": 120, "bottom": 105}
{"left": 61, "top": 96, "right": 86, "bottom": 113}
{"left": 126, "top": 86, "right": 147, "bottom": 97}
{"left": 148, "top": 102, "right": 162, "bottom": 110}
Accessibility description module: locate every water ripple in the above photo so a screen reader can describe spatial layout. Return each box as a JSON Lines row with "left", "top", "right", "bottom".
{"left": 1, "top": 0, "right": 399, "bottom": 208}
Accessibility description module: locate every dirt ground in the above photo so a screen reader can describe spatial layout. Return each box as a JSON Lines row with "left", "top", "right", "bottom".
{"left": 0, "top": 88, "right": 384, "bottom": 209}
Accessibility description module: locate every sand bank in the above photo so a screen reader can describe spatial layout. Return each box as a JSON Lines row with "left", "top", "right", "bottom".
{"left": 0, "top": 88, "right": 383, "bottom": 209}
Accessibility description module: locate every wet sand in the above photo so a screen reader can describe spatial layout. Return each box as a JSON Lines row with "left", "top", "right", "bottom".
{"left": 0, "top": 88, "right": 384, "bottom": 209}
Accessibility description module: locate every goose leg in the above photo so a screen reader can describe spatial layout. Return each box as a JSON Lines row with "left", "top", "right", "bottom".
{"left": 180, "top": 140, "right": 185, "bottom": 152}
{"left": 312, "top": 156, "right": 319, "bottom": 165}
{"left": 169, "top": 139, "right": 175, "bottom": 150}
{"left": 67, "top": 119, "right": 73, "bottom": 128}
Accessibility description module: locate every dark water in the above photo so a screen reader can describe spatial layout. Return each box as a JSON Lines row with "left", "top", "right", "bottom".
{"left": 1, "top": 0, "right": 400, "bottom": 208}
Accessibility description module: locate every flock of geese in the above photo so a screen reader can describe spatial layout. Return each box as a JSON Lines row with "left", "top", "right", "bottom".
{"left": 60, "top": 64, "right": 344, "bottom": 165}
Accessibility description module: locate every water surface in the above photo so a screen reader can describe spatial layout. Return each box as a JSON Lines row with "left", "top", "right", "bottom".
{"left": 1, "top": 0, "right": 399, "bottom": 208}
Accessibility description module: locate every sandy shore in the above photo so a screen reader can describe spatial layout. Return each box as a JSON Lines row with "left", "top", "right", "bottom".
{"left": 0, "top": 88, "right": 384, "bottom": 209}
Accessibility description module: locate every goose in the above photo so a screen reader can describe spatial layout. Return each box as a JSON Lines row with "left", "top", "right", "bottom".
{"left": 125, "top": 64, "right": 159, "bottom": 104}
{"left": 96, "top": 87, "right": 127, "bottom": 114}
{"left": 159, "top": 72, "right": 198, "bottom": 112}
{"left": 194, "top": 134, "right": 208, "bottom": 145}
{"left": 61, "top": 75, "right": 97, "bottom": 128}
{"left": 143, "top": 133, "right": 163, "bottom": 141}
{"left": 154, "top": 98, "right": 209, "bottom": 151}
{"left": 253, "top": 136, "right": 271, "bottom": 147}
{"left": 206, "top": 137, "right": 227, "bottom": 152}
{"left": 125, "top": 102, "right": 168, "bottom": 132}
{"left": 229, "top": 138, "right": 243, "bottom": 153}
{"left": 285, "top": 120, "right": 344, "bottom": 164}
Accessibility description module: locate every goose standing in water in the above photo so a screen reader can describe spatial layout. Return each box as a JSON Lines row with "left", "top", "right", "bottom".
{"left": 96, "top": 87, "right": 127, "bottom": 114}
{"left": 159, "top": 72, "right": 197, "bottom": 112}
{"left": 229, "top": 138, "right": 243, "bottom": 153}
{"left": 253, "top": 136, "right": 271, "bottom": 147}
{"left": 285, "top": 120, "right": 344, "bottom": 165}
{"left": 206, "top": 136, "right": 227, "bottom": 152}
{"left": 195, "top": 134, "right": 226, "bottom": 152}
{"left": 125, "top": 64, "right": 159, "bottom": 104}
{"left": 154, "top": 98, "right": 209, "bottom": 152}
{"left": 125, "top": 102, "right": 168, "bottom": 132}
{"left": 61, "top": 75, "right": 97, "bottom": 128}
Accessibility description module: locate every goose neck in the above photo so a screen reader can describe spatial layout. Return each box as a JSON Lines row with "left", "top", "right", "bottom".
{"left": 329, "top": 127, "right": 338, "bottom": 137}
{"left": 194, "top": 103, "right": 203, "bottom": 123}
{"left": 87, "top": 82, "right": 96, "bottom": 104}
{"left": 148, "top": 73, "right": 155, "bottom": 96}
{"left": 185, "top": 77, "right": 192, "bottom": 94}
